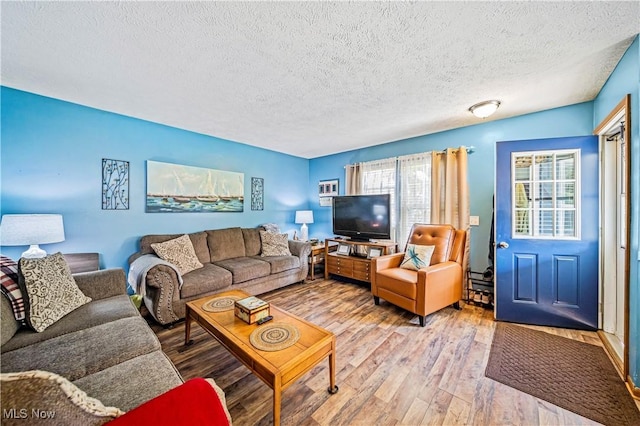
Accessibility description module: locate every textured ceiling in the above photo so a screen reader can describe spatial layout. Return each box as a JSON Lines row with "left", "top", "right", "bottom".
{"left": 1, "top": 2, "right": 638, "bottom": 158}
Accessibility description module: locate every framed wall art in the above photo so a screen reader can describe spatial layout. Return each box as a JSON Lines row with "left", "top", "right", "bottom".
{"left": 319, "top": 179, "right": 339, "bottom": 197}
{"left": 251, "top": 177, "right": 264, "bottom": 211}
{"left": 319, "top": 178, "right": 339, "bottom": 207}
{"left": 102, "top": 159, "right": 129, "bottom": 210}
{"left": 146, "top": 160, "right": 244, "bottom": 213}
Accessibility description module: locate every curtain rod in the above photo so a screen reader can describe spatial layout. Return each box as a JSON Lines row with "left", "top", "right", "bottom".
{"left": 344, "top": 146, "right": 474, "bottom": 168}
{"left": 435, "top": 146, "right": 475, "bottom": 154}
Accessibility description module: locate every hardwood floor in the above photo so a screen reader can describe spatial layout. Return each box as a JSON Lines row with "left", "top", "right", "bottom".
{"left": 151, "top": 278, "right": 608, "bottom": 425}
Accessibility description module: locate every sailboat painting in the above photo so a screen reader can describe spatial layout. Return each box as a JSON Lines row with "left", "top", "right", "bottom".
{"left": 146, "top": 161, "right": 244, "bottom": 213}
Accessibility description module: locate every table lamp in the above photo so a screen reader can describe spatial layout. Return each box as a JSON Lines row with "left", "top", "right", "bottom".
{"left": 0, "top": 214, "right": 65, "bottom": 258}
{"left": 295, "top": 210, "right": 314, "bottom": 242}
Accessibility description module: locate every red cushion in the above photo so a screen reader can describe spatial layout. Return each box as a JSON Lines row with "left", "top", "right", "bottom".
{"left": 108, "top": 378, "right": 229, "bottom": 426}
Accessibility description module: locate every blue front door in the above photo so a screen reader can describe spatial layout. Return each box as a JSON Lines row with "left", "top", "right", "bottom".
{"left": 495, "top": 136, "right": 599, "bottom": 330}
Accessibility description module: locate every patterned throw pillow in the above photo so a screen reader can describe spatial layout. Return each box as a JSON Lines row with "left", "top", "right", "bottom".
{"left": 18, "top": 253, "right": 92, "bottom": 333}
{"left": 151, "top": 234, "right": 204, "bottom": 275}
{"left": 400, "top": 244, "right": 435, "bottom": 271}
{"left": 1, "top": 370, "right": 124, "bottom": 421}
{"left": 1, "top": 255, "right": 24, "bottom": 322}
{"left": 259, "top": 231, "right": 292, "bottom": 256}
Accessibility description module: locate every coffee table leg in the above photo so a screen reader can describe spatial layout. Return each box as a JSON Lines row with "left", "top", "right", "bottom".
{"left": 273, "top": 376, "right": 282, "bottom": 426}
{"left": 327, "top": 337, "right": 339, "bottom": 394}
{"left": 184, "top": 307, "right": 193, "bottom": 346}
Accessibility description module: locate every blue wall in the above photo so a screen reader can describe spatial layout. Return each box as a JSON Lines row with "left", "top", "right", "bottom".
{"left": 0, "top": 88, "right": 309, "bottom": 270}
{"left": 309, "top": 102, "right": 594, "bottom": 272}
{"left": 593, "top": 36, "right": 640, "bottom": 386}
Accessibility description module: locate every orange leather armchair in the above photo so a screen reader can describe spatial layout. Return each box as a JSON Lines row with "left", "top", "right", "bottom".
{"left": 371, "top": 224, "right": 466, "bottom": 327}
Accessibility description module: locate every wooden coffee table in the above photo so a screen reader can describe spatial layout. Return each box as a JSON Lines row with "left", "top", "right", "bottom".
{"left": 184, "top": 289, "right": 338, "bottom": 425}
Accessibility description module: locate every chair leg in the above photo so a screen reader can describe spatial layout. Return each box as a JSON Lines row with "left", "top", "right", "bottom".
{"left": 419, "top": 316, "right": 426, "bottom": 327}
{"left": 373, "top": 296, "right": 380, "bottom": 305}
{"left": 452, "top": 301, "right": 461, "bottom": 310}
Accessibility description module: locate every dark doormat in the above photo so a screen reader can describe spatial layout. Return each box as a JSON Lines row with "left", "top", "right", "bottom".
{"left": 485, "top": 322, "right": 640, "bottom": 426}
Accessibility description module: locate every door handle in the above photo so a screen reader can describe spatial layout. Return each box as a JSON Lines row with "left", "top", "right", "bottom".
{"left": 498, "top": 241, "right": 509, "bottom": 249}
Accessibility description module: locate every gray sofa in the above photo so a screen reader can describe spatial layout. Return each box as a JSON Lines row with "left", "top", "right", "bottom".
{"left": 129, "top": 227, "right": 311, "bottom": 325}
{"left": 0, "top": 268, "right": 184, "bottom": 412}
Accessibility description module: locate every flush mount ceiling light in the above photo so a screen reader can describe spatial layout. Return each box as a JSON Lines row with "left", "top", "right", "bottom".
{"left": 469, "top": 100, "right": 501, "bottom": 119}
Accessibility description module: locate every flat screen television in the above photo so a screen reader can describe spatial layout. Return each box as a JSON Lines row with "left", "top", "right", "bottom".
{"left": 332, "top": 194, "right": 391, "bottom": 241}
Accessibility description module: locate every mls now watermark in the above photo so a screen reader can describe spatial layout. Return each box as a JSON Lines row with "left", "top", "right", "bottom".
{"left": 3, "top": 408, "right": 56, "bottom": 420}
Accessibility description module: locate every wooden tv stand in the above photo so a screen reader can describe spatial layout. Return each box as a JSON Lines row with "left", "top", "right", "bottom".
{"left": 324, "top": 238, "right": 397, "bottom": 283}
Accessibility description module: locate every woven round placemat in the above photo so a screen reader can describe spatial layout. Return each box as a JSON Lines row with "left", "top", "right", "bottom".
{"left": 202, "top": 296, "right": 241, "bottom": 313}
{"left": 249, "top": 322, "right": 300, "bottom": 352}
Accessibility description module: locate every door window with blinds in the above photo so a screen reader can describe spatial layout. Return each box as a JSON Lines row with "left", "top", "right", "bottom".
{"left": 512, "top": 149, "right": 580, "bottom": 239}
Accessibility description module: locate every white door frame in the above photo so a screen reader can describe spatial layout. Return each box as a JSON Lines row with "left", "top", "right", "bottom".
{"left": 594, "top": 94, "right": 631, "bottom": 380}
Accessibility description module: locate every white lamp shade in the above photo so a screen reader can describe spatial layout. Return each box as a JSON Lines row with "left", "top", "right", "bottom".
{"left": 0, "top": 214, "right": 65, "bottom": 246}
{"left": 295, "top": 210, "right": 314, "bottom": 224}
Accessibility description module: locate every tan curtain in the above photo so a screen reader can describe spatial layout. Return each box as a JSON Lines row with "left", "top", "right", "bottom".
{"left": 345, "top": 164, "right": 361, "bottom": 195}
{"left": 431, "top": 147, "right": 470, "bottom": 291}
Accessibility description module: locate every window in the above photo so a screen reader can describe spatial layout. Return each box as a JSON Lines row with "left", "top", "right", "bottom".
{"left": 512, "top": 149, "right": 579, "bottom": 239}
{"left": 360, "top": 158, "right": 397, "bottom": 241}
{"left": 398, "top": 154, "right": 431, "bottom": 246}
{"left": 357, "top": 154, "right": 432, "bottom": 245}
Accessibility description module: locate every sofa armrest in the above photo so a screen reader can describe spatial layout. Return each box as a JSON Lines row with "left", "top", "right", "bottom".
{"left": 144, "top": 264, "right": 181, "bottom": 290}
{"left": 74, "top": 269, "right": 127, "bottom": 300}
{"left": 421, "top": 261, "right": 463, "bottom": 285}
{"left": 107, "top": 378, "right": 231, "bottom": 425}
{"left": 143, "top": 264, "right": 181, "bottom": 325}
{"left": 288, "top": 240, "right": 311, "bottom": 259}
{"left": 1, "top": 370, "right": 124, "bottom": 426}
{"left": 371, "top": 253, "right": 405, "bottom": 297}
{"left": 416, "top": 261, "right": 463, "bottom": 314}
{"left": 372, "top": 253, "right": 404, "bottom": 272}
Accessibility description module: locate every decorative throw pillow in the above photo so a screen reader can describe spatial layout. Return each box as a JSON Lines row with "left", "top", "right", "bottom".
{"left": 400, "top": 244, "right": 435, "bottom": 271}
{"left": 18, "top": 253, "right": 92, "bottom": 332}
{"left": 107, "top": 378, "right": 230, "bottom": 426}
{"left": 0, "top": 255, "right": 25, "bottom": 322}
{"left": 151, "top": 234, "right": 204, "bottom": 275}
{"left": 1, "top": 370, "right": 124, "bottom": 423}
{"left": 260, "top": 231, "right": 292, "bottom": 256}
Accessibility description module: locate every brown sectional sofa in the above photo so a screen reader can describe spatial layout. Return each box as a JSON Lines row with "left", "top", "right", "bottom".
{"left": 0, "top": 268, "right": 184, "bottom": 413}
{"left": 129, "top": 227, "right": 311, "bottom": 325}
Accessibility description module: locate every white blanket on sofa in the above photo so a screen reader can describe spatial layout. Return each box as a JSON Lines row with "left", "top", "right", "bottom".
{"left": 127, "top": 254, "right": 184, "bottom": 298}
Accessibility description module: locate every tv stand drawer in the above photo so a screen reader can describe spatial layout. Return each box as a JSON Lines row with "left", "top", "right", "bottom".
{"left": 324, "top": 240, "right": 396, "bottom": 284}
{"left": 327, "top": 255, "right": 354, "bottom": 276}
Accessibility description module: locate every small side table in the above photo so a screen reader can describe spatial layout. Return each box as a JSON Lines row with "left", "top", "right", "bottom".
{"left": 308, "top": 242, "right": 337, "bottom": 281}
{"left": 63, "top": 253, "right": 100, "bottom": 274}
